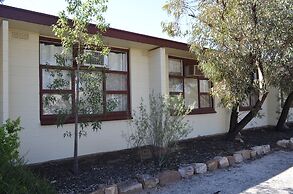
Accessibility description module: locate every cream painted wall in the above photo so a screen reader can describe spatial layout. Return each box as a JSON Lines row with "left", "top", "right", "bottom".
{"left": 149, "top": 48, "right": 167, "bottom": 94}
{"left": 164, "top": 55, "right": 280, "bottom": 138}
{"left": 7, "top": 26, "right": 282, "bottom": 164}
{"left": 0, "top": 20, "right": 10, "bottom": 123}
{"left": 186, "top": 99, "right": 231, "bottom": 137}
{"left": 288, "top": 109, "right": 293, "bottom": 122}
{"left": 267, "top": 88, "right": 280, "bottom": 125}
{"left": 164, "top": 55, "right": 230, "bottom": 137}
{"left": 237, "top": 87, "right": 280, "bottom": 129}
{"left": 9, "top": 29, "right": 151, "bottom": 164}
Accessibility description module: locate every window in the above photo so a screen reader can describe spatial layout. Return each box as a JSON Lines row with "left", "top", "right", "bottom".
{"left": 39, "top": 37, "right": 130, "bottom": 125}
{"left": 239, "top": 72, "right": 259, "bottom": 111}
{"left": 239, "top": 94, "right": 259, "bottom": 111}
{"left": 168, "top": 57, "right": 215, "bottom": 114}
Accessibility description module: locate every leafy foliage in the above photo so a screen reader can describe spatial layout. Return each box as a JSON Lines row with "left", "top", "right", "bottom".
{"left": 53, "top": 0, "right": 109, "bottom": 58}
{"left": 51, "top": 0, "right": 110, "bottom": 174}
{"left": 0, "top": 118, "right": 22, "bottom": 165}
{"left": 0, "top": 163, "right": 56, "bottom": 194}
{"left": 0, "top": 119, "right": 56, "bottom": 194}
{"left": 162, "top": 0, "right": 293, "bottom": 137}
{"left": 52, "top": 0, "right": 111, "bottom": 135}
{"left": 162, "top": 0, "right": 292, "bottom": 108}
{"left": 128, "top": 94, "right": 192, "bottom": 167}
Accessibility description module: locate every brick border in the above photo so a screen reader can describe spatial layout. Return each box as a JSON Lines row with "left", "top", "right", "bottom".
{"left": 90, "top": 144, "right": 273, "bottom": 194}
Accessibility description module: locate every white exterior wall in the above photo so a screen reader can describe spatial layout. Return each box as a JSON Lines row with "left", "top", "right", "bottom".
{"left": 9, "top": 29, "right": 150, "bottom": 164}
{"left": 165, "top": 56, "right": 231, "bottom": 137}
{"left": 149, "top": 48, "right": 167, "bottom": 94}
{"left": 6, "top": 26, "right": 281, "bottom": 164}
{"left": 186, "top": 101, "right": 231, "bottom": 137}
{"left": 237, "top": 89, "right": 280, "bottom": 129}
{"left": 0, "top": 20, "right": 9, "bottom": 123}
{"left": 289, "top": 109, "right": 293, "bottom": 122}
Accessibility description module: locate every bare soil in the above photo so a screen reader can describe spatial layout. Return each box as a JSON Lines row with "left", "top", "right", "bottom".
{"left": 30, "top": 125, "right": 293, "bottom": 194}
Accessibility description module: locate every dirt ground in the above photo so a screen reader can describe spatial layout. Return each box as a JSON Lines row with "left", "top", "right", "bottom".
{"left": 149, "top": 150, "right": 293, "bottom": 194}
{"left": 31, "top": 126, "right": 293, "bottom": 193}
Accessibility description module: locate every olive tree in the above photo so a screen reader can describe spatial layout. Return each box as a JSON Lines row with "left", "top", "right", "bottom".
{"left": 261, "top": 1, "right": 293, "bottom": 130}
{"left": 270, "top": 50, "right": 293, "bottom": 130}
{"left": 162, "top": 0, "right": 292, "bottom": 139}
{"left": 52, "top": 0, "right": 110, "bottom": 175}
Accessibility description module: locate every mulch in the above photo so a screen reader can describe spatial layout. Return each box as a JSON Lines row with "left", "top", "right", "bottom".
{"left": 30, "top": 125, "right": 293, "bottom": 194}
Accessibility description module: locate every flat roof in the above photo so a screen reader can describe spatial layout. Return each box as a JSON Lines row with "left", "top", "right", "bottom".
{"left": 0, "top": 5, "right": 189, "bottom": 51}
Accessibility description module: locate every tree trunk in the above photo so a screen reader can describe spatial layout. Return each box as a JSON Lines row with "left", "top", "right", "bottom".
{"left": 228, "top": 104, "right": 239, "bottom": 136}
{"left": 276, "top": 91, "right": 293, "bottom": 131}
{"left": 227, "top": 92, "right": 269, "bottom": 140}
{"left": 73, "top": 48, "right": 81, "bottom": 175}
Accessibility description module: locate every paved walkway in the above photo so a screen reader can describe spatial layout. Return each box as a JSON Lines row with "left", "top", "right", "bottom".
{"left": 149, "top": 151, "right": 293, "bottom": 194}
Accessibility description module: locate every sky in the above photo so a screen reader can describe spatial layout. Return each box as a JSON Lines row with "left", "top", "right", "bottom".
{"left": 3, "top": 0, "right": 187, "bottom": 43}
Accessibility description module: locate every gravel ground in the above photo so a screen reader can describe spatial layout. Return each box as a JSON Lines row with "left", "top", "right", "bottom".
{"left": 32, "top": 126, "right": 293, "bottom": 193}
{"left": 149, "top": 150, "right": 293, "bottom": 194}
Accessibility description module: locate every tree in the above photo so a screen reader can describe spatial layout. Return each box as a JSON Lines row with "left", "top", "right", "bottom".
{"left": 262, "top": 2, "right": 293, "bottom": 130}
{"left": 271, "top": 50, "right": 293, "bottom": 131}
{"left": 277, "top": 91, "right": 293, "bottom": 130}
{"left": 52, "top": 0, "right": 109, "bottom": 175}
{"left": 162, "top": 0, "right": 292, "bottom": 139}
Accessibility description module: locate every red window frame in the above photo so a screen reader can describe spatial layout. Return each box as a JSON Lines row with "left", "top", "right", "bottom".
{"left": 168, "top": 56, "right": 216, "bottom": 114}
{"left": 39, "top": 36, "right": 131, "bottom": 125}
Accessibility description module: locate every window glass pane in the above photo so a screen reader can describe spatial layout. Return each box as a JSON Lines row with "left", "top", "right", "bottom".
{"left": 79, "top": 71, "right": 104, "bottom": 114}
{"left": 108, "top": 52, "right": 127, "bottom": 71}
{"left": 241, "top": 97, "right": 250, "bottom": 107}
{"left": 200, "top": 95, "right": 212, "bottom": 108}
{"left": 79, "top": 71, "right": 103, "bottom": 91}
{"left": 184, "top": 78, "right": 199, "bottom": 109}
{"left": 42, "top": 94, "right": 72, "bottom": 115}
{"left": 42, "top": 69, "right": 72, "bottom": 90}
{"left": 106, "top": 94, "right": 128, "bottom": 112}
{"left": 184, "top": 65, "right": 193, "bottom": 77}
{"left": 199, "top": 80, "right": 211, "bottom": 93}
{"left": 84, "top": 50, "right": 107, "bottom": 67}
{"left": 169, "top": 58, "right": 183, "bottom": 76}
{"left": 40, "top": 43, "right": 72, "bottom": 66}
{"left": 106, "top": 73, "right": 127, "bottom": 91}
{"left": 184, "top": 65, "right": 201, "bottom": 77}
{"left": 169, "top": 78, "right": 183, "bottom": 92}
{"left": 250, "top": 94, "right": 258, "bottom": 107}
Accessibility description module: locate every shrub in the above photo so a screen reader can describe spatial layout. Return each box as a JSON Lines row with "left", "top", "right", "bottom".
{"left": 0, "top": 119, "right": 56, "bottom": 194}
{"left": 0, "top": 162, "right": 56, "bottom": 194}
{"left": 0, "top": 118, "right": 22, "bottom": 165}
{"left": 128, "top": 93, "right": 192, "bottom": 167}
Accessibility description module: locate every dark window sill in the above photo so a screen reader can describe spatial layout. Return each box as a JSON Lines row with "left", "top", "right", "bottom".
{"left": 40, "top": 112, "right": 132, "bottom": 125}
{"left": 239, "top": 106, "right": 251, "bottom": 111}
{"left": 239, "top": 106, "right": 263, "bottom": 112}
{"left": 189, "top": 108, "right": 216, "bottom": 115}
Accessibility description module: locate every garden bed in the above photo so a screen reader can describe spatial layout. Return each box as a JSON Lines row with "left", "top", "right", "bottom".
{"left": 30, "top": 125, "right": 293, "bottom": 194}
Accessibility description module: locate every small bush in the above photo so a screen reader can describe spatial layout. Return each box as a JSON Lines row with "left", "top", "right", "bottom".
{"left": 0, "top": 162, "right": 56, "bottom": 194}
{"left": 0, "top": 119, "right": 56, "bottom": 194}
{"left": 0, "top": 118, "right": 22, "bottom": 165}
{"left": 128, "top": 93, "right": 192, "bottom": 167}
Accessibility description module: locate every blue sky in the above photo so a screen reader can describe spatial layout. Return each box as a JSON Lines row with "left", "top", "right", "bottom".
{"left": 3, "top": 0, "right": 186, "bottom": 43}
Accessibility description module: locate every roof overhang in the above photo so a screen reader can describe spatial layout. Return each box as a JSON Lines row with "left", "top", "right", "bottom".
{"left": 0, "top": 5, "right": 190, "bottom": 52}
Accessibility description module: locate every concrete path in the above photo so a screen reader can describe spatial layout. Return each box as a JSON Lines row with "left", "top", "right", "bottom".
{"left": 149, "top": 151, "right": 293, "bottom": 194}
